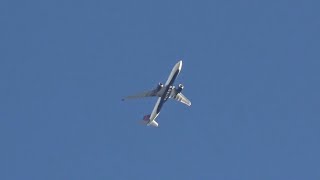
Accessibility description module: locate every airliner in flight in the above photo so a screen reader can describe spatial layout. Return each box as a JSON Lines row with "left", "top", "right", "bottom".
{"left": 123, "top": 60, "right": 191, "bottom": 127}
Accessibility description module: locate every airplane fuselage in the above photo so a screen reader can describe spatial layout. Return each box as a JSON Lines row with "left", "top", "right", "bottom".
{"left": 147, "top": 61, "right": 183, "bottom": 126}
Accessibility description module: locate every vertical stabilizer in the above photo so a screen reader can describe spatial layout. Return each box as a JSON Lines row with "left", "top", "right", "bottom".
{"left": 139, "top": 114, "right": 159, "bottom": 127}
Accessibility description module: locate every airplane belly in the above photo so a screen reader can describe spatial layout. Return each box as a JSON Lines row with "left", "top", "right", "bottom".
{"left": 150, "top": 97, "right": 162, "bottom": 120}
{"left": 165, "top": 61, "right": 182, "bottom": 86}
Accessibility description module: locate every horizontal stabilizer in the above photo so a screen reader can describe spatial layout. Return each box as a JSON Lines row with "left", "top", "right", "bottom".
{"left": 139, "top": 114, "right": 158, "bottom": 127}
{"left": 148, "top": 120, "right": 159, "bottom": 127}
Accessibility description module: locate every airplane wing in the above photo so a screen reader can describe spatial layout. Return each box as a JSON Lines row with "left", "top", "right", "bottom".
{"left": 173, "top": 93, "right": 192, "bottom": 106}
{"left": 122, "top": 90, "right": 157, "bottom": 101}
{"left": 170, "top": 89, "right": 191, "bottom": 106}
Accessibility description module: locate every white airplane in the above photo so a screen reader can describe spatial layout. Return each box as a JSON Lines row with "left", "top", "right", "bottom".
{"left": 123, "top": 60, "right": 191, "bottom": 127}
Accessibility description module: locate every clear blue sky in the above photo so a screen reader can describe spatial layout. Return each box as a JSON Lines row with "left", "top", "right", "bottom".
{"left": 1, "top": 0, "right": 319, "bottom": 179}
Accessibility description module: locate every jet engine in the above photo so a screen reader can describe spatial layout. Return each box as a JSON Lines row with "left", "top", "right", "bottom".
{"left": 156, "top": 82, "right": 164, "bottom": 91}
{"left": 176, "top": 84, "right": 184, "bottom": 93}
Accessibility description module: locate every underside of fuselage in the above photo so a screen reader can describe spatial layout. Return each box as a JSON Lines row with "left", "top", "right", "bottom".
{"left": 124, "top": 60, "right": 191, "bottom": 127}
{"left": 148, "top": 61, "right": 182, "bottom": 123}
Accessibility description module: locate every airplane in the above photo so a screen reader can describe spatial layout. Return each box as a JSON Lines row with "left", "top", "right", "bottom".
{"left": 122, "top": 60, "right": 191, "bottom": 127}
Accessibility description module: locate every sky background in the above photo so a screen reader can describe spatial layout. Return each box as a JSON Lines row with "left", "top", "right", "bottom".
{"left": 1, "top": 0, "right": 320, "bottom": 179}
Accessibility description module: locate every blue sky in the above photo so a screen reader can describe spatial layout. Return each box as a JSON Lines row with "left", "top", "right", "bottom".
{"left": 1, "top": 0, "right": 320, "bottom": 179}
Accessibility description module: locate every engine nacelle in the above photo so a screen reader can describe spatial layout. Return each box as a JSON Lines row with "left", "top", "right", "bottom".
{"left": 176, "top": 84, "right": 184, "bottom": 93}
{"left": 156, "top": 82, "right": 164, "bottom": 91}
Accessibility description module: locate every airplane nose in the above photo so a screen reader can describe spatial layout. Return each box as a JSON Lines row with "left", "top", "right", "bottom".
{"left": 178, "top": 60, "right": 183, "bottom": 70}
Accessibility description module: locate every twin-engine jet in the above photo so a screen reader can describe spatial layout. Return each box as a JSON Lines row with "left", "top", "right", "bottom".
{"left": 123, "top": 60, "right": 191, "bottom": 127}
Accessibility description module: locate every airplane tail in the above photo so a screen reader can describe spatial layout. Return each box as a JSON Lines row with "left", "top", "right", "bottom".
{"left": 139, "top": 114, "right": 159, "bottom": 127}
{"left": 143, "top": 114, "right": 151, "bottom": 121}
